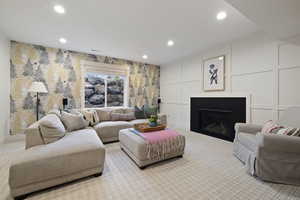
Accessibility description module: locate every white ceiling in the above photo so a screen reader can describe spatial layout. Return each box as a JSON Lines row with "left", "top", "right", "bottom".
{"left": 0, "top": 0, "right": 258, "bottom": 65}
{"left": 225, "top": 0, "right": 300, "bottom": 45}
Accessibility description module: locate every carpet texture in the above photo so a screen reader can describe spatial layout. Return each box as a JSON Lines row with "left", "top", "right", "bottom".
{"left": 1, "top": 131, "right": 300, "bottom": 200}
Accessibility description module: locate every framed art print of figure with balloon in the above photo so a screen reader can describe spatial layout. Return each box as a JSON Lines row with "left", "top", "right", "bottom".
{"left": 203, "top": 55, "right": 225, "bottom": 91}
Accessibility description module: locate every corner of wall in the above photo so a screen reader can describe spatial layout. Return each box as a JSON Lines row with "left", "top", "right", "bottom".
{"left": 0, "top": 31, "right": 10, "bottom": 144}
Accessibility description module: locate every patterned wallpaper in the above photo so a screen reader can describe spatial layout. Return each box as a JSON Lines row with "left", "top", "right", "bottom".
{"left": 10, "top": 41, "right": 160, "bottom": 134}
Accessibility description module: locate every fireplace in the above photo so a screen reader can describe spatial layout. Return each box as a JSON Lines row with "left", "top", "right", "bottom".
{"left": 191, "top": 97, "right": 246, "bottom": 142}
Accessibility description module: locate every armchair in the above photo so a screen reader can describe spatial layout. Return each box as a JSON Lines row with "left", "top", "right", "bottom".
{"left": 233, "top": 107, "right": 300, "bottom": 185}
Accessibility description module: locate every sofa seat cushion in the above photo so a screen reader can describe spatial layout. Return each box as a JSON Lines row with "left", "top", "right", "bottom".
{"left": 129, "top": 119, "right": 149, "bottom": 126}
{"left": 237, "top": 132, "right": 258, "bottom": 152}
{"left": 94, "top": 121, "right": 132, "bottom": 140}
{"left": 9, "top": 128, "right": 105, "bottom": 189}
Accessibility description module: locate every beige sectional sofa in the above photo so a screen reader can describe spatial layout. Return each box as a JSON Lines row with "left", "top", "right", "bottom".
{"left": 9, "top": 107, "right": 167, "bottom": 199}
{"left": 84, "top": 107, "right": 167, "bottom": 143}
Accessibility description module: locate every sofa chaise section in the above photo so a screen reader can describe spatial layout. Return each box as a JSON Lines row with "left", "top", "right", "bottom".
{"left": 9, "top": 128, "right": 105, "bottom": 199}
{"left": 94, "top": 121, "right": 133, "bottom": 143}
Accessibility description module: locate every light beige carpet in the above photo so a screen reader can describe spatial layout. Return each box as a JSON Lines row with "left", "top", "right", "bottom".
{"left": 1, "top": 131, "right": 300, "bottom": 200}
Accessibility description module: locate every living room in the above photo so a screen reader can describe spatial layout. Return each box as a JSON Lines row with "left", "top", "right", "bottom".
{"left": 1, "top": 0, "right": 300, "bottom": 199}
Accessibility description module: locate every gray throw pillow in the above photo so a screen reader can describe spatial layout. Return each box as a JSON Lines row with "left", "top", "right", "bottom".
{"left": 60, "top": 111, "right": 88, "bottom": 132}
{"left": 134, "top": 106, "right": 146, "bottom": 119}
{"left": 39, "top": 114, "right": 66, "bottom": 144}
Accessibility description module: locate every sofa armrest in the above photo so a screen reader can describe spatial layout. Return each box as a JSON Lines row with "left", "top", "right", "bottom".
{"left": 235, "top": 123, "right": 262, "bottom": 135}
{"left": 256, "top": 132, "right": 300, "bottom": 153}
{"left": 25, "top": 121, "right": 45, "bottom": 149}
{"left": 158, "top": 113, "right": 167, "bottom": 125}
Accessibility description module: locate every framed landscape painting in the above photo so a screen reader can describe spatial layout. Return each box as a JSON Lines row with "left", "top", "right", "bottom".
{"left": 203, "top": 55, "right": 225, "bottom": 91}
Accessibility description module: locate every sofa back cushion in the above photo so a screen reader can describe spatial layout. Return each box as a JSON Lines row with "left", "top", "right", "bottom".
{"left": 60, "top": 111, "right": 88, "bottom": 132}
{"left": 96, "top": 108, "right": 113, "bottom": 122}
{"left": 111, "top": 112, "right": 136, "bottom": 121}
{"left": 39, "top": 114, "right": 66, "bottom": 144}
{"left": 94, "top": 107, "right": 134, "bottom": 122}
{"left": 79, "top": 109, "right": 99, "bottom": 126}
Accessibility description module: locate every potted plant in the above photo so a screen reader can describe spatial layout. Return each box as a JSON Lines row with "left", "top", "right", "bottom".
{"left": 149, "top": 115, "right": 158, "bottom": 127}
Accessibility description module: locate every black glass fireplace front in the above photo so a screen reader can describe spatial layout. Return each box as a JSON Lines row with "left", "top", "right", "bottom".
{"left": 191, "top": 97, "right": 246, "bottom": 142}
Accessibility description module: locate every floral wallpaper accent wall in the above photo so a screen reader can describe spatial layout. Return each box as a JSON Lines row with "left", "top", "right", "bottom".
{"left": 10, "top": 41, "right": 160, "bottom": 135}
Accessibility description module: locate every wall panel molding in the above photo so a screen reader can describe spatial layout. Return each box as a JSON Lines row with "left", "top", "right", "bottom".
{"left": 251, "top": 105, "right": 273, "bottom": 110}
{"left": 161, "top": 34, "right": 300, "bottom": 129}
{"left": 231, "top": 69, "right": 273, "bottom": 77}
{"left": 278, "top": 65, "right": 300, "bottom": 70}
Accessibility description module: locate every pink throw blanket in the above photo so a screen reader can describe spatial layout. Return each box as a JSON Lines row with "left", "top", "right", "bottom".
{"left": 139, "top": 129, "right": 180, "bottom": 144}
{"left": 131, "top": 128, "right": 185, "bottom": 160}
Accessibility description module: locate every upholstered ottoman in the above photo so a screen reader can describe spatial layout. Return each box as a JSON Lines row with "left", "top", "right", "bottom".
{"left": 119, "top": 128, "right": 185, "bottom": 169}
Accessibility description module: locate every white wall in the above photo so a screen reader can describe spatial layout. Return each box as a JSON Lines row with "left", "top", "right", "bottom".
{"left": 0, "top": 31, "right": 10, "bottom": 143}
{"left": 161, "top": 31, "right": 300, "bottom": 130}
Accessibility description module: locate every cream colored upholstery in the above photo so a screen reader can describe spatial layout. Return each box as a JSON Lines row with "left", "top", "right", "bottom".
{"left": 9, "top": 128, "right": 105, "bottom": 198}
{"left": 234, "top": 107, "right": 300, "bottom": 185}
{"left": 25, "top": 121, "right": 44, "bottom": 149}
{"left": 14, "top": 107, "right": 167, "bottom": 198}
{"left": 94, "top": 121, "right": 132, "bottom": 142}
{"left": 75, "top": 107, "right": 167, "bottom": 143}
{"left": 119, "top": 129, "right": 185, "bottom": 168}
{"left": 39, "top": 114, "right": 66, "bottom": 144}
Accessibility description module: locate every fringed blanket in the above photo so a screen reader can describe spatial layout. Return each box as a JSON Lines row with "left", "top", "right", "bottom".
{"left": 130, "top": 128, "right": 185, "bottom": 160}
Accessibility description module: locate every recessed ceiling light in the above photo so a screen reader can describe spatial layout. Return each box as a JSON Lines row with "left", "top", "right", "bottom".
{"left": 142, "top": 54, "right": 148, "bottom": 59}
{"left": 59, "top": 38, "right": 67, "bottom": 44}
{"left": 218, "top": 56, "right": 224, "bottom": 60}
{"left": 216, "top": 11, "right": 227, "bottom": 20}
{"left": 54, "top": 5, "right": 65, "bottom": 14}
{"left": 167, "top": 40, "right": 174, "bottom": 47}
